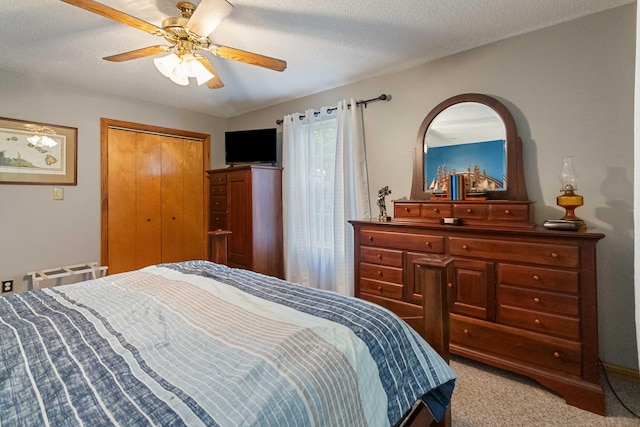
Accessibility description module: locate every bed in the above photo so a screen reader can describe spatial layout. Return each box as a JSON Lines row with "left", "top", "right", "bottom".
{"left": 0, "top": 260, "right": 456, "bottom": 426}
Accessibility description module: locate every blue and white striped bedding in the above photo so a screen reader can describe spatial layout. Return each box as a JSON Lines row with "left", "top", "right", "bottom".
{"left": 0, "top": 260, "right": 456, "bottom": 426}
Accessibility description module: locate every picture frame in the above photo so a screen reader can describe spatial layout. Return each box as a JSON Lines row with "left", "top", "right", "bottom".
{"left": 0, "top": 117, "right": 77, "bottom": 185}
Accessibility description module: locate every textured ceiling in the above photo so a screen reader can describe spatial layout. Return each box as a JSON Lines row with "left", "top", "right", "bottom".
{"left": 0, "top": 0, "right": 632, "bottom": 118}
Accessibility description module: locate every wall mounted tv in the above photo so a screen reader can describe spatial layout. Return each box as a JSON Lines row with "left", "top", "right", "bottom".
{"left": 225, "top": 128, "right": 277, "bottom": 165}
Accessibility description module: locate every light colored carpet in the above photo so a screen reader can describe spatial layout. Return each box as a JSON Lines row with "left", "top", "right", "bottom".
{"left": 449, "top": 355, "right": 640, "bottom": 426}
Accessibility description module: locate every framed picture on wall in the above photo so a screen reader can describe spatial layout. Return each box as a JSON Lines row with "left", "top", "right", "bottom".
{"left": 0, "top": 116, "right": 77, "bottom": 185}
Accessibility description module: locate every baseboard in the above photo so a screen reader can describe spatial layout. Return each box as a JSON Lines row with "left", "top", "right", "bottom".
{"left": 602, "top": 361, "right": 640, "bottom": 382}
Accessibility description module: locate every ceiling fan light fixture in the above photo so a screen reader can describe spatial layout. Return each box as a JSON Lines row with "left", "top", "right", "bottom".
{"left": 169, "top": 69, "right": 190, "bottom": 86}
{"left": 154, "top": 53, "right": 181, "bottom": 78}
{"left": 188, "top": 57, "right": 215, "bottom": 85}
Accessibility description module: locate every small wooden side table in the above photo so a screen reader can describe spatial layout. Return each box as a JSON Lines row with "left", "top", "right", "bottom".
{"left": 208, "top": 229, "right": 232, "bottom": 265}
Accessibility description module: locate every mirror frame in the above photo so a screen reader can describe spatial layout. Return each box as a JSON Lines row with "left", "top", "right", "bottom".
{"left": 411, "top": 93, "right": 528, "bottom": 201}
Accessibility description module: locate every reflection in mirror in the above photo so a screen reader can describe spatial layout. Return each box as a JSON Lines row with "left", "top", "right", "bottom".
{"left": 411, "top": 93, "right": 528, "bottom": 201}
{"left": 424, "top": 102, "right": 506, "bottom": 195}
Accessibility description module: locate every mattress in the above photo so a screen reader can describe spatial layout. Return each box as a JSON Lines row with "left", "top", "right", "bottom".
{"left": 0, "top": 260, "right": 456, "bottom": 426}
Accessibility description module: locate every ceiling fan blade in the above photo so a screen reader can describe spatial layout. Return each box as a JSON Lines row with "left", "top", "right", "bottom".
{"left": 103, "top": 45, "right": 172, "bottom": 62}
{"left": 60, "top": 0, "right": 164, "bottom": 36}
{"left": 210, "top": 45, "right": 287, "bottom": 72}
{"left": 196, "top": 57, "right": 225, "bottom": 89}
{"left": 187, "top": 0, "right": 234, "bottom": 36}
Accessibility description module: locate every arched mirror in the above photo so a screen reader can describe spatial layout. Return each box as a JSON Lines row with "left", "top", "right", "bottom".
{"left": 411, "top": 93, "right": 528, "bottom": 201}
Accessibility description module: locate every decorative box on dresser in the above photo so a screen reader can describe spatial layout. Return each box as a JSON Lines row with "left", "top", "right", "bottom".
{"left": 207, "top": 165, "right": 284, "bottom": 278}
{"left": 350, "top": 93, "right": 606, "bottom": 415}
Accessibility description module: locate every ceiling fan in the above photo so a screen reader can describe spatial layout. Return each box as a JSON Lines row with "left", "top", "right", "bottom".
{"left": 60, "top": 0, "right": 287, "bottom": 89}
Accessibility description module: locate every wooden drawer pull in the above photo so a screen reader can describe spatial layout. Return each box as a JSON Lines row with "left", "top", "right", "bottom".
{"left": 447, "top": 283, "right": 453, "bottom": 288}
{"left": 462, "top": 244, "right": 469, "bottom": 250}
{"left": 433, "top": 208, "right": 440, "bottom": 213}
{"left": 551, "top": 252, "right": 559, "bottom": 258}
{"left": 377, "top": 286, "right": 383, "bottom": 292}
{"left": 404, "top": 207, "right": 410, "bottom": 212}
{"left": 553, "top": 352, "right": 560, "bottom": 358}
{"left": 463, "top": 329, "right": 469, "bottom": 335}
{"left": 466, "top": 208, "right": 473, "bottom": 213}
{"left": 504, "top": 209, "right": 511, "bottom": 215}
{"left": 533, "top": 297, "right": 540, "bottom": 303}
{"left": 534, "top": 319, "right": 541, "bottom": 325}
{"left": 377, "top": 270, "right": 383, "bottom": 277}
{"left": 533, "top": 275, "right": 540, "bottom": 281}
{"left": 368, "top": 236, "right": 374, "bottom": 242}
{"left": 377, "top": 254, "right": 383, "bottom": 260}
{"left": 425, "top": 241, "right": 432, "bottom": 247}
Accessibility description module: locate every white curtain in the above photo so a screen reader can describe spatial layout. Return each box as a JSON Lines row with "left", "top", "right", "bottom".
{"left": 282, "top": 99, "right": 371, "bottom": 295}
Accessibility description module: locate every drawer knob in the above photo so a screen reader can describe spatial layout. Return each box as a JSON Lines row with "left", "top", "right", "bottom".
{"left": 433, "top": 208, "right": 440, "bottom": 213}
{"left": 377, "top": 270, "right": 383, "bottom": 277}
{"left": 377, "top": 254, "right": 383, "bottom": 260}
{"left": 533, "top": 297, "right": 540, "bottom": 303}
{"left": 553, "top": 352, "right": 560, "bottom": 358}
{"left": 447, "top": 283, "right": 453, "bottom": 288}
{"left": 533, "top": 275, "right": 540, "bottom": 281}
{"left": 462, "top": 244, "right": 469, "bottom": 250}
{"left": 463, "top": 329, "right": 469, "bottom": 335}
{"left": 466, "top": 208, "right": 472, "bottom": 213}
{"left": 368, "top": 236, "right": 374, "bottom": 241}
{"left": 504, "top": 209, "right": 511, "bottom": 215}
{"left": 534, "top": 319, "right": 541, "bottom": 325}
{"left": 404, "top": 207, "right": 410, "bottom": 212}
{"left": 425, "top": 241, "right": 432, "bottom": 247}
{"left": 377, "top": 286, "right": 383, "bottom": 292}
{"left": 551, "top": 252, "right": 559, "bottom": 258}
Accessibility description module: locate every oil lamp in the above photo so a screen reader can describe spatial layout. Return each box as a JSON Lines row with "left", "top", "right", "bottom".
{"left": 556, "top": 156, "right": 585, "bottom": 229}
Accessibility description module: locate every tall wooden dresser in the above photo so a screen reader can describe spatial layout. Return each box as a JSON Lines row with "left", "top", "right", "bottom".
{"left": 351, "top": 93, "right": 606, "bottom": 415}
{"left": 207, "top": 165, "right": 284, "bottom": 278}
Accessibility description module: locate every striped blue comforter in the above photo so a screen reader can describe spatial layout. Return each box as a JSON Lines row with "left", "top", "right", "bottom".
{"left": 0, "top": 260, "right": 456, "bottom": 426}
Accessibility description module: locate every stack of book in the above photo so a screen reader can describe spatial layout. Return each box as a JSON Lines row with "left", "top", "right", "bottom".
{"left": 449, "top": 175, "right": 465, "bottom": 201}
{"left": 543, "top": 219, "right": 583, "bottom": 231}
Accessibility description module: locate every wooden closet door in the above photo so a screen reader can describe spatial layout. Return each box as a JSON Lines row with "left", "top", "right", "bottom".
{"left": 107, "top": 128, "right": 137, "bottom": 274}
{"left": 161, "top": 136, "right": 185, "bottom": 263}
{"left": 135, "top": 132, "right": 162, "bottom": 267}
{"left": 103, "top": 119, "right": 209, "bottom": 274}
{"left": 106, "top": 129, "right": 161, "bottom": 274}
{"left": 161, "top": 136, "right": 204, "bottom": 263}
{"left": 182, "top": 138, "right": 205, "bottom": 260}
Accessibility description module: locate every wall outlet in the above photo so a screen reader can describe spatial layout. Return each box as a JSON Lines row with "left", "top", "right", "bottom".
{"left": 2, "top": 280, "right": 13, "bottom": 293}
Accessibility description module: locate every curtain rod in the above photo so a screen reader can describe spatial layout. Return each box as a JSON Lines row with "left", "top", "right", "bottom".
{"left": 275, "top": 93, "right": 391, "bottom": 125}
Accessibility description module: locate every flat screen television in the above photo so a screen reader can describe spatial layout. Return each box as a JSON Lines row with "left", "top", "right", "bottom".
{"left": 225, "top": 128, "right": 277, "bottom": 165}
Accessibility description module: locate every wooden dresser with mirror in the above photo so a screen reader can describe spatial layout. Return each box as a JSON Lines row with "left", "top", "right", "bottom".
{"left": 350, "top": 93, "right": 605, "bottom": 415}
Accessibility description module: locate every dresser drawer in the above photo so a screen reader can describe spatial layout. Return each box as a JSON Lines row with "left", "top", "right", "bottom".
{"left": 497, "top": 305, "right": 580, "bottom": 341}
{"left": 360, "top": 230, "right": 444, "bottom": 253}
{"left": 394, "top": 203, "right": 421, "bottom": 218}
{"left": 209, "top": 174, "right": 226, "bottom": 185}
{"left": 421, "top": 203, "right": 452, "bottom": 220}
{"left": 488, "top": 204, "right": 530, "bottom": 222}
{"left": 449, "top": 237, "right": 579, "bottom": 268}
{"left": 210, "top": 212, "right": 227, "bottom": 228}
{"left": 453, "top": 204, "right": 488, "bottom": 220}
{"left": 360, "top": 262, "right": 403, "bottom": 284}
{"left": 497, "top": 284, "right": 579, "bottom": 317}
{"left": 450, "top": 314, "right": 581, "bottom": 376}
{"left": 210, "top": 185, "right": 226, "bottom": 196}
{"left": 360, "top": 246, "right": 403, "bottom": 267}
{"left": 498, "top": 263, "right": 578, "bottom": 293}
{"left": 360, "top": 278, "right": 403, "bottom": 300}
{"left": 210, "top": 196, "right": 227, "bottom": 212}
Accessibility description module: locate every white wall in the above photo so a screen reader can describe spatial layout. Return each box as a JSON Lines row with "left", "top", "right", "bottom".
{"left": 229, "top": 5, "right": 638, "bottom": 370}
{"left": 0, "top": 70, "right": 227, "bottom": 293}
